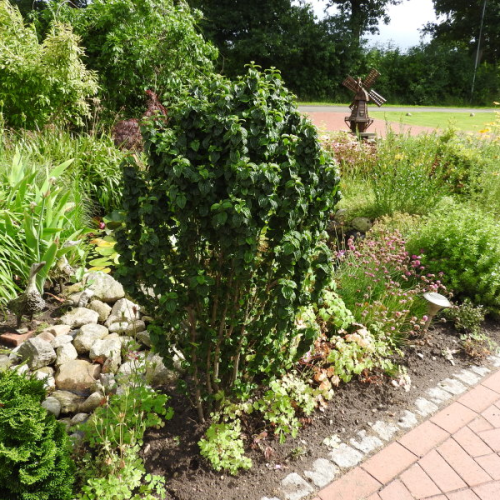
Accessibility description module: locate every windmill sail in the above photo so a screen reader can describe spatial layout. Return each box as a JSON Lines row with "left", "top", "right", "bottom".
{"left": 362, "top": 69, "right": 380, "bottom": 89}
{"left": 342, "top": 75, "right": 360, "bottom": 93}
{"left": 369, "top": 89, "right": 386, "bottom": 107}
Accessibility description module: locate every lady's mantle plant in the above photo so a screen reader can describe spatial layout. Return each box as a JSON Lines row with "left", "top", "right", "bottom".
{"left": 116, "top": 66, "right": 341, "bottom": 420}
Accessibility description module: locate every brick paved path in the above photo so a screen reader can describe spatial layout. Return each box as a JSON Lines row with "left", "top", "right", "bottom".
{"left": 313, "top": 369, "right": 500, "bottom": 500}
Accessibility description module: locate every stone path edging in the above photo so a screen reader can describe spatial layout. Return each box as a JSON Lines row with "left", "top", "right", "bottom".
{"left": 262, "top": 353, "right": 500, "bottom": 500}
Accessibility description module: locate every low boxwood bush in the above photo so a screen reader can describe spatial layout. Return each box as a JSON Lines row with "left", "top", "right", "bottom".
{"left": 116, "top": 65, "right": 341, "bottom": 420}
{"left": 0, "top": 370, "right": 75, "bottom": 500}
{"left": 406, "top": 200, "right": 500, "bottom": 313}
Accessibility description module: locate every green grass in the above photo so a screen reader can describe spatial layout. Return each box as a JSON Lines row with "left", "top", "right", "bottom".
{"left": 369, "top": 111, "right": 496, "bottom": 132}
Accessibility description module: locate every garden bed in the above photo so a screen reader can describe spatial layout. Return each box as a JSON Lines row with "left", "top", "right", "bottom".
{"left": 143, "top": 319, "right": 500, "bottom": 500}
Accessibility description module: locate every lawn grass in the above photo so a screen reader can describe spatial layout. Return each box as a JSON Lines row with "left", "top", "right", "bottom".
{"left": 364, "top": 111, "right": 496, "bottom": 132}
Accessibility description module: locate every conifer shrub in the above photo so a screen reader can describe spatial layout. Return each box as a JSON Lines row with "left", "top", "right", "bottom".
{"left": 0, "top": 370, "right": 75, "bottom": 500}
{"left": 116, "top": 66, "right": 341, "bottom": 420}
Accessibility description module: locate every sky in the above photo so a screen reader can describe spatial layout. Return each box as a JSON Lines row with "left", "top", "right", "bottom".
{"left": 307, "top": 0, "right": 439, "bottom": 50}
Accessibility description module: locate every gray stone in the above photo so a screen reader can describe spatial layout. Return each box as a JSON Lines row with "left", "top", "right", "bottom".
{"left": 99, "top": 373, "right": 117, "bottom": 392}
{"left": 108, "top": 320, "right": 146, "bottom": 335}
{"left": 79, "top": 392, "right": 104, "bottom": 413}
{"left": 0, "top": 354, "right": 12, "bottom": 371}
{"left": 51, "top": 334, "right": 73, "bottom": 349}
{"left": 73, "top": 324, "right": 109, "bottom": 354}
{"left": 51, "top": 390, "right": 85, "bottom": 413}
{"left": 90, "top": 337, "right": 122, "bottom": 373}
{"left": 426, "top": 386, "right": 453, "bottom": 404}
{"left": 13, "top": 363, "right": 30, "bottom": 375}
{"left": 77, "top": 289, "right": 95, "bottom": 308}
{"left": 59, "top": 307, "right": 99, "bottom": 328}
{"left": 145, "top": 353, "right": 178, "bottom": 386}
{"left": 17, "top": 337, "right": 57, "bottom": 370}
{"left": 414, "top": 397, "right": 439, "bottom": 417}
{"left": 42, "top": 396, "right": 61, "bottom": 418}
{"left": 351, "top": 217, "right": 372, "bottom": 233}
{"left": 303, "top": 458, "right": 338, "bottom": 488}
{"left": 70, "top": 413, "right": 90, "bottom": 426}
{"left": 34, "top": 367, "right": 56, "bottom": 391}
{"left": 370, "top": 420, "right": 399, "bottom": 441}
{"left": 45, "top": 324, "right": 71, "bottom": 337}
{"left": 261, "top": 498, "right": 281, "bottom": 500}
{"left": 56, "top": 343, "right": 78, "bottom": 366}
{"left": 117, "top": 358, "right": 146, "bottom": 379}
{"left": 136, "top": 330, "right": 151, "bottom": 347}
{"left": 88, "top": 300, "right": 112, "bottom": 323}
{"left": 84, "top": 272, "right": 125, "bottom": 303}
{"left": 280, "top": 473, "right": 314, "bottom": 500}
{"left": 349, "top": 430, "right": 383, "bottom": 454}
{"left": 453, "top": 369, "right": 481, "bottom": 386}
{"left": 37, "top": 331, "right": 55, "bottom": 343}
{"left": 439, "top": 378, "right": 467, "bottom": 395}
{"left": 469, "top": 365, "right": 491, "bottom": 377}
{"left": 105, "top": 298, "right": 141, "bottom": 327}
{"left": 328, "top": 443, "right": 363, "bottom": 468}
{"left": 55, "top": 359, "right": 101, "bottom": 394}
{"left": 398, "top": 410, "right": 418, "bottom": 429}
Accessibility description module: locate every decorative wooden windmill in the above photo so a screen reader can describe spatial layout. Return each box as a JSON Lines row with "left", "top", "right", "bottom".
{"left": 342, "top": 69, "right": 386, "bottom": 133}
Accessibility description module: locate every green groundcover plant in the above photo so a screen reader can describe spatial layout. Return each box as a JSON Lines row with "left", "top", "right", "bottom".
{"left": 0, "top": 370, "right": 75, "bottom": 500}
{"left": 116, "top": 65, "right": 341, "bottom": 421}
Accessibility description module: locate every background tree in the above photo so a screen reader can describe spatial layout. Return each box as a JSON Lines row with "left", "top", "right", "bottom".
{"left": 424, "top": 0, "right": 500, "bottom": 65}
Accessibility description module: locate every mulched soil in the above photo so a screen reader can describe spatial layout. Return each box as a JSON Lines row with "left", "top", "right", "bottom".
{"left": 143, "top": 318, "right": 500, "bottom": 500}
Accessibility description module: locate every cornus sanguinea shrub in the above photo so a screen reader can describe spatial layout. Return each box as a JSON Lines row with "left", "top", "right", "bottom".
{"left": 334, "top": 228, "right": 447, "bottom": 340}
{"left": 116, "top": 66, "right": 341, "bottom": 421}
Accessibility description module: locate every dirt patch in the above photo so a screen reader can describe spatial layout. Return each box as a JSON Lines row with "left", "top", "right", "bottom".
{"left": 143, "top": 318, "right": 500, "bottom": 500}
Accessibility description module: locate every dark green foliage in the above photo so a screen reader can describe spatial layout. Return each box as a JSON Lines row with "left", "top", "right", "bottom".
{"left": 0, "top": 370, "right": 75, "bottom": 500}
{"left": 116, "top": 66, "right": 341, "bottom": 419}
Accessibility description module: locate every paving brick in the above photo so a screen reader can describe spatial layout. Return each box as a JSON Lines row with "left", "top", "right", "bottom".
{"left": 427, "top": 386, "right": 454, "bottom": 404}
{"left": 453, "top": 426, "right": 493, "bottom": 457}
{"left": 455, "top": 369, "right": 482, "bottom": 386}
{"left": 439, "top": 378, "right": 468, "bottom": 395}
{"left": 419, "top": 449, "right": 468, "bottom": 493}
{"left": 436, "top": 438, "right": 492, "bottom": 486}
{"left": 399, "top": 421, "right": 449, "bottom": 457}
{"left": 400, "top": 464, "right": 442, "bottom": 499}
{"left": 398, "top": 410, "right": 419, "bottom": 429}
{"left": 431, "top": 402, "right": 478, "bottom": 434}
{"left": 477, "top": 429, "right": 500, "bottom": 452}
{"left": 378, "top": 480, "right": 414, "bottom": 500}
{"left": 361, "top": 442, "right": 417, "bottom": 484}
{"left": 468, "top": 416, "right": 495, "bottom": 433}
{"left": 414, "top": 397, "right": 439, "bottom": 417}
{"left": 350, "top": 430, "right": 384, "bottom": 454}
{"left": 487, "top": 354, "right": 500, "bottom": 367}
{"left": 470, "top": 365, "right": 491, "bottom": 377}
{"left": 328, "top": 443, "right": 364, "bottom": 469}
{"left": 365, "top": 494, "right": 382, "bottom": 500}
{"left": 458, "top": 385, "right": 500, "bottom": 413}
{"left": 473, "top": 480, "right": 500, "bottom": 500}
{"left": 303, "top": 458, "right": 338, "bottom": 488}
{"left": 281, "top": 473, "right": 314, "bottom": 500}
{"left": 481, "top": 404, "right": 500, "bottom": 428}
{"left": 447, "top": 489, "right": 482, "bottom": 499}
{"left": 370, "top": 420, "right": 399, "bottom": 441}
{"left": 482, "top": 371, "right": 500, "bottom": 394}
{"left": 475, "top": 454, "right": 500, "bottom": 480}
{"left": 317, "top": 467, "right": 381, "bottom": 500}
{"left": 0, "top": 330, "right": 34, "bottom": 347}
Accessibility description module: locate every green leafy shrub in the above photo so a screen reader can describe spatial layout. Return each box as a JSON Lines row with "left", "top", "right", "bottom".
{"left": 116, "top": 65, "right": 341, "bottom": 420}
{"left": 406, "top": 201, "right": 500, "bottom": 313}
{"left": 0, "top": 0, "right": 98, "bottom": 128}
{"left": 0, "top": 370, "right": 75, "bottom": 500}
{"left": 38, "top": 0, "right": 217, "bottom": 115}
{"left": 443, "top": 299, "right": 486, "bottom": 335}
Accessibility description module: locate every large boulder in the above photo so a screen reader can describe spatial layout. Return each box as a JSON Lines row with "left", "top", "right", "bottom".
{"left": 108, "top": 320, "right": 146, "bottom": 335}
{"left": 73, "top": 324, "right": 109, "bottom": 354}
{"left": 42, "top": 396, "right": 62, "bottom": 418}
{"left": 88, "top": 300, "right": 112, "bottom": 322}
{"left": 51, "top": 390, "right": 86, "bottom": 414}
{"left": 89, "top": 337, "right": 122, "bottom": 373}
{"left": 51, "top": 334, "right": 73, "bottom": 349}
{"left": 105, "top": 298, "right": 141, "bottom": 326}
{"left": 56, "top": 343, "right": 79, "bottom": 366}
{"left": 17, "top": 337, "right": 57, "bottom": 370}
{"left": 83, "top": 272, "right": 125, "bottom": 303}
{"left": 59, "top": 307, "right": 99, "bottom": 328}
{"left": 55, "top": 359, "right": 101, "bottom": 394}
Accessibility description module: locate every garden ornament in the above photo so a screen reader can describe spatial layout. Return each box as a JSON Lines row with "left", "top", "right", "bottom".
{"left": 423, "top": 292, "right": 452, "bottom": 331}
{"left": 8, "top": 262, "right": 46, "bottom": 327}
{"left": 342, "top": 69, "right": 386, "bottom": 134}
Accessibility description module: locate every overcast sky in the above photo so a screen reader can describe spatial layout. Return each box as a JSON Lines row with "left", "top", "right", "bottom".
{"left": 306, "top": 0, "right": 438, "bottom": 50}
